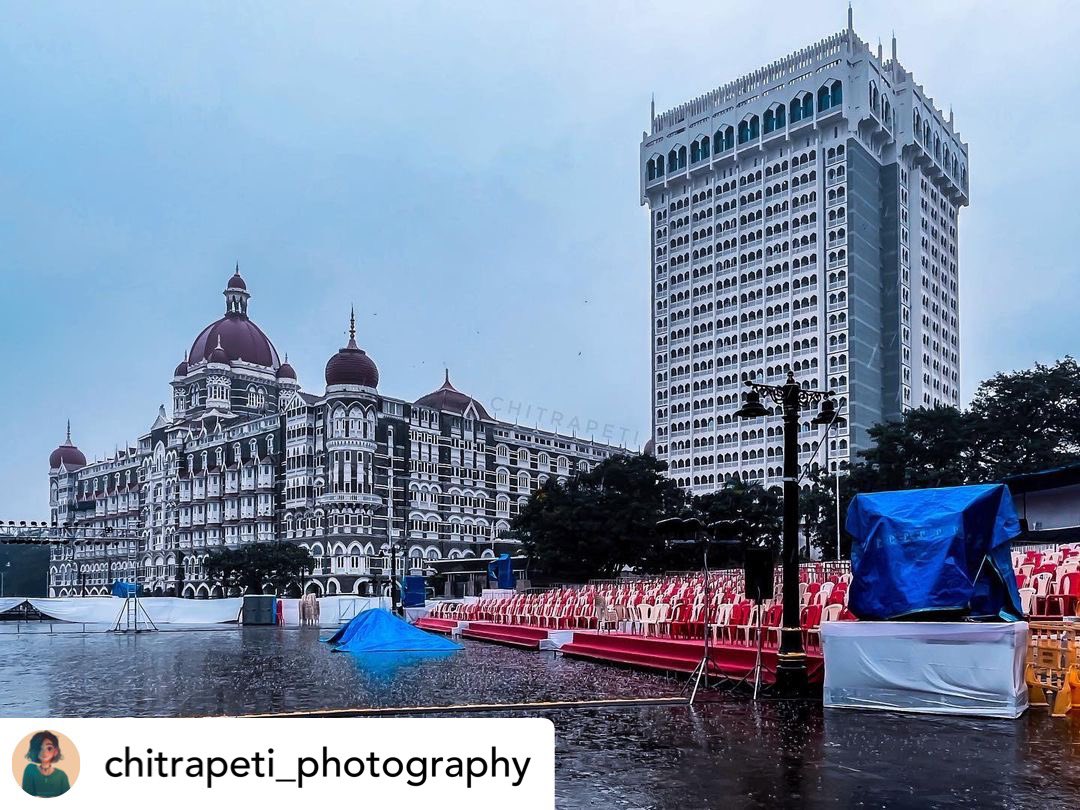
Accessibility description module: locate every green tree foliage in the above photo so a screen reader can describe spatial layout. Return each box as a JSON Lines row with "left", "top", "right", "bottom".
{"left": 694, "top": 480, "right": 782, "bottom": 550}
{"left": 514, "top": 453, "right": 687, "bottom": 580}
{"left": 205, "top": 542, "right": 315, "bottom": 595}
{"left": 968, "top": 358, "right": 1080, "bottom": 479}
{"left": 851, "top": 405, "right": 974, "bottom": 490}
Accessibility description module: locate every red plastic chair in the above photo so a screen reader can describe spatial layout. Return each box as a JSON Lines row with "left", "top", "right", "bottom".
{"left": 801, "top": 604, "right": 823, "bottom": 649}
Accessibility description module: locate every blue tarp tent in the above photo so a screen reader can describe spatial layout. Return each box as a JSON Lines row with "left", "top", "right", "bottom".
{"left": 401, "top": 576, "right": 426, "bottom": 608}
{"left": 110, "top": 580, "right": 141, "bottom": 598}
{"left": 325, "top": 608, "right": 461, "bottom": 653}
{"left": 845, "top": 484, "right": 1023, "bottom": 621}
{"left": 487, "top": 553, "right": 515, "bottom": 590}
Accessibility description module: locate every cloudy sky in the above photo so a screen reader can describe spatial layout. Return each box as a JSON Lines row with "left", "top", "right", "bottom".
{"left": 2, "top": 1, "right": 1078, "bottom": 518}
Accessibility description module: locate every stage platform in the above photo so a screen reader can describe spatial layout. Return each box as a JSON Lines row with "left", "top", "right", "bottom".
{"left": 413, "top": 617, "right": 825, "bottom": 683}
{"left": 559, "top": 632, "right": 825, "bottom": 684}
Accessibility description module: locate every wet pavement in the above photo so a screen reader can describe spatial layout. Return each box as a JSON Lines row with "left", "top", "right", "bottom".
{"left": 1, "top": 627, "right": 1078, "bottom": 807}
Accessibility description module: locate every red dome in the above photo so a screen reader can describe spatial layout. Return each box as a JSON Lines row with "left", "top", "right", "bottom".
{"left": 276, "top": 360, "right": 297, "bottom": 380}
{"left": 325, "top": 340, "right": 379, "bottom": 388}
{"left": 414, "top": 371, "right": 489, "bottom": 419}
{"left": 50, "top": 425, "right": 86, "bottom": 470}
{"left": 50, "top": 444, "right": 86, "bottom": 470}
{"left": 173, "top": 358, "right": 189, "bottom": 377}
{"left": 325, "top": 309, "right": 378, "bottom": 388}
{"left": 189, "top": 315, "right": 280, "bottom": 368}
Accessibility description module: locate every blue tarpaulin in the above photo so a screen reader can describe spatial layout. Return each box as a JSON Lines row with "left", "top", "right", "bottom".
{"left": 401, "top": 576, "right": 426, "bottom": 608}
{"left": 325, "top": 608, "right": 461, "bottom": 653}
{"left": 110, "top": 580, "right": 141, "bottom": 598}
{"left": 487, "top": 553, "right": 515, "bottom": 590}
{"left": 845, "top": 484, "right": 1023, "bottom": 621}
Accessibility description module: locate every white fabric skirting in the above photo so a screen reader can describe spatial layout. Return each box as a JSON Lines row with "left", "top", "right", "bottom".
{"left": 0, "top": 597, "right": 26, "bottom": 614}
{"left": 273, "top": 596, "right": 429, "bottom": 627}
{"left": 822, "top": 621, "right": 1029, "bottom": 718}
{"left": 6, "top": 596, "right": 431, "bottom": 627}
{"left": 21, "top": 597, "right": 244, "bottom": 625}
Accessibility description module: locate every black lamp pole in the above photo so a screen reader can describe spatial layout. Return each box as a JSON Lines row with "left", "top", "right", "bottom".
{"left": 735, "top": 371, "right": 834, "bottom": 697}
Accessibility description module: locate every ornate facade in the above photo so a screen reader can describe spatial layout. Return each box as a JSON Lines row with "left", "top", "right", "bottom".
{"left": 47, "top": 269, "right": 620, "bottom": 597}
{"left": 642, "top": 13, "right": 966, "bottom": 494}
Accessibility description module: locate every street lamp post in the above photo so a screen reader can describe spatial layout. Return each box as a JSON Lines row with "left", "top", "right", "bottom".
{"left": 735, "top": 371, "right": 834, "bottom": 697}
{"left": 813, "top": 399, "right": 846, "bottom": 561}
{"left": 1, "top": 561, "right": 10, "bottom": 597}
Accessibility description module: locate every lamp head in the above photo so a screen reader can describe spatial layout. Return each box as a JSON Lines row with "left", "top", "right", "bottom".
{"left": 812, "top": 398, "right": 837, "bottom": 426}
{"left": 734, "top": 389, "right": 768, "bottom": 420}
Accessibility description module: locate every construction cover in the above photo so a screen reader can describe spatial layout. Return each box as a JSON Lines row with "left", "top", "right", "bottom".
{"left": 845, "top": 484, "right": 1023, "bottom": 621}
{"left": 326, "top": 607, "right": 461, "bottom": 653}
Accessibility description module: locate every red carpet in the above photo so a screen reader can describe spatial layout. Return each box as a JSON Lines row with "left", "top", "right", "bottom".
{"left": 559, "top": 632, "right": 824, "bottom": 684}
{"left": 460, "top": 622, "right": 550, "bottom": 649}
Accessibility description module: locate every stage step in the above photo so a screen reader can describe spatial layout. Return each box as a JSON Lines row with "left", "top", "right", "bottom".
{"left": 560, "top": 634, "right": 704, "bottom": 673}
{"left": 460, "top": 622, "right": 549, "bottom": 650}
{"left": 413, "top": 617, "right": 457, "bottom": 634}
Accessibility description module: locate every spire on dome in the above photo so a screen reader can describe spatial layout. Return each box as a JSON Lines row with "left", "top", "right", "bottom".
{"left": 224, "top": 264, "right": 250, "bottom": 315}
{"left": 444, "top": 367, "right": 451, "bottom": 386}
{"left": 324, "top": 309, "right": 379, "bottom": 388}
{"left": 66, "top": 419, "right": 71, "bottom": 444}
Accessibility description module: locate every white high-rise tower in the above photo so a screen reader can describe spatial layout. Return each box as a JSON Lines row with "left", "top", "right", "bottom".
{"left": 642, "top": 14, "right": 967, "bottom": 493}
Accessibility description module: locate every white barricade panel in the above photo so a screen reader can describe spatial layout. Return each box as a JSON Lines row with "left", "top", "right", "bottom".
{"left": 822, "top": 621, "right": 1029, "bottom": 718}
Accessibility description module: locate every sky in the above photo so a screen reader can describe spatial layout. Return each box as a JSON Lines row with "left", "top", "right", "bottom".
{"left": 2, "top": 1, "right": 1079, "bottom": 518}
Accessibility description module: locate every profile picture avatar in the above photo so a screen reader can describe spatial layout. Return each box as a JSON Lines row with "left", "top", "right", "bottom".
{"left": 11, "top": 730, "right": 79, "bottom": 798}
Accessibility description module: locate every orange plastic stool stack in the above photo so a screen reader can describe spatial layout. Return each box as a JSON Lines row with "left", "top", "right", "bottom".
{"left": 1026, "top": 622, "right": 1080, "bottom": 716}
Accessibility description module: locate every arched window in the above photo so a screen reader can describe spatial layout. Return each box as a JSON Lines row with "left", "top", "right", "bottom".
{"left": 831, "top": 81, "right": 843, "bottom": 108}
{"left": 818, "top": 85, "right": 831, "bottom": 111}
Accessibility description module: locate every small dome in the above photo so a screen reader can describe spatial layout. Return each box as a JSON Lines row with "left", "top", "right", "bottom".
{"left": 414, "top": 371, "right": 489, "bottom": 419}
{"left": 276, "top": 359, "right": 297, "bottom": 380}
{"left": 208, "top": 336, "right": 229, "bottom": 365}
{"left": 644, "top": 438, "right": 656, "bottom": 456}
{"left": 173, "top": 358, "right": 189, "bottom": 377}
{"left": 325, "top": 343, "right": 379, "bottom": 388}
{"left": 324, "top": 309, "right": 379, "bottom": 389}
{"left": 50, "top": 424, "right": 86, "bottom": 470}
{"left": 227, "top": 267, "right": 247, "bottom": 290}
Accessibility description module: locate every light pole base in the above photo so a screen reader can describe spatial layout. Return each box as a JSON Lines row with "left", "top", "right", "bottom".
{"left": 774, "top": 652, "right": 809, "bottom": 698}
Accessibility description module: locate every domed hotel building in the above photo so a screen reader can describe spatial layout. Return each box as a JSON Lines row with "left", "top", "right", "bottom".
{"left": 47, "top": 269, "right": 621, "bottom": 598}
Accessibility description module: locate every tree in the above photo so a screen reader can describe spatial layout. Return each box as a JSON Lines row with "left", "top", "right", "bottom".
{"left": 514, "top": 453, "right": 687, "bottom": 581}
{"left": 694, "top": 480, "right": 782, "bottom": 550}
{"left": 854, "top": 405, "right": 974, "bottom": 490}
{"left": 205, "top": 542, "right": 315, "bottom": 595}
{"left": 969, "top": 357, "right": 1080, "bottom": 480}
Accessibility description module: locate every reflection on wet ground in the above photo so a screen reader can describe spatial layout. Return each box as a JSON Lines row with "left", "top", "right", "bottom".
{"left": 2, "top": 627, "right": 1078, "bottom": 807}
